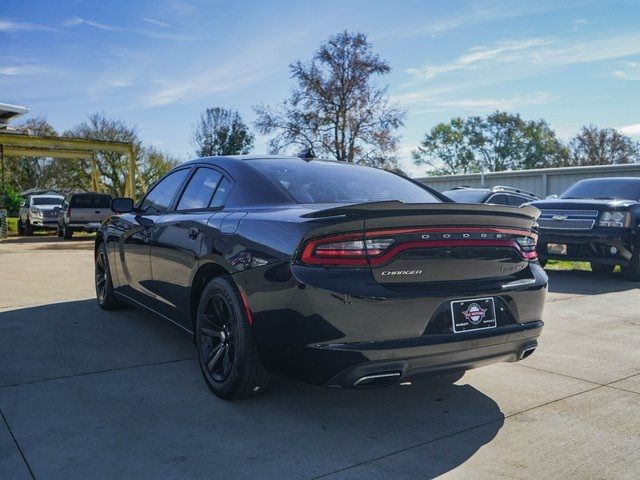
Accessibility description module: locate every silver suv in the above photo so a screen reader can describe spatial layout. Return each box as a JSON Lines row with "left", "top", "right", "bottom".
{"left": 57, "top": 193, "right": 113, "bottom": 239}
{"left": 18, "top": 194, "right": 65, "bottom": 236}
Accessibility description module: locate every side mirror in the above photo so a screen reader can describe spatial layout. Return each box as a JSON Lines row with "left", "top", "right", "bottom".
{"left": 111, "top": 197, "right": 135, "bottom": 213}
{"left": 545, "top": 194, "right": 558, "bottom": 200}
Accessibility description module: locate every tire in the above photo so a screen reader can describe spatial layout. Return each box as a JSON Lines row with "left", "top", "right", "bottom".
{"left": 195, "top": 277, "right": 269, "bottom": 399}
{"left": 590, "top": 263, "right": 615, "bottom": 274}
{"left": 25, "top": 221, "right": 33, "bottom": 236}
{"left": 63, "top": 225, "right": 73, "bottom": 240}
{"left": 17, "top": 219, "right": 24, "bottom": 236}
{"left": 95, "top": 242, "right": 124, "bottom": 309}
{"left": 622, "top": 249, "right": 640, "bottom": 281}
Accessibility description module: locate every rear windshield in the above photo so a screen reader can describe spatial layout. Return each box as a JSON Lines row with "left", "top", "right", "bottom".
{"left": 70, "top": 194, "right": 112, "bottom": 208}
{"left": 561, "top": 179, "right": 640, "bottom": 200}
{"left": 32, "top": 197, "right": 63, "bottom": 206}
{"left": 442, "top": 189, "right": 489, "bottom": 203}
{"left": 246, "top": 159, "right": 440, "bottom": 204}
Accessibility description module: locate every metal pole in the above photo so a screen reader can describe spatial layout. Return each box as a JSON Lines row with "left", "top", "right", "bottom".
{"left": 91, "top": 153, "right": 101, "bottom": 192}
{"left": 128, "top": 146, "right": 136, "bottom": 201}
{"left": 0, "top": 144, "right": 4, "bottom": 193}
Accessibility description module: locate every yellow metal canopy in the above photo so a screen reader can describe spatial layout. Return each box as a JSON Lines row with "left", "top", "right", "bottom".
{"left": 0, "top": 132, "right": 138, "bottom": 200}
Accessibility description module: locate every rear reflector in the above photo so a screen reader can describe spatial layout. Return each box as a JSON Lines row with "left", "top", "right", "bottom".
{"left": 299, "top": 227, "right": 537, "bottom": 266}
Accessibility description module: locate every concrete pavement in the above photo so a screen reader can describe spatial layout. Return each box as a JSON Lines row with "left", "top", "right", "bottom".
{"left": 1, "top": 237, "right": 639, "bottom": 479}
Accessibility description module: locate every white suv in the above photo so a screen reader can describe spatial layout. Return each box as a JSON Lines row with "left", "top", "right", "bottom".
{"left": 18, "top": 194, "right": 65, "bottom": 236}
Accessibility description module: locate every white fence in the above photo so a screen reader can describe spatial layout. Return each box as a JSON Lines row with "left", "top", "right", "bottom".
{"left": 416, "top": 164, "right": 640, "bottom": 196}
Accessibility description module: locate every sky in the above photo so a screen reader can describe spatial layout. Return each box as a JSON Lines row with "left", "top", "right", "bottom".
{"left": 2, "top": 0, "right": 640, "bottom": 177}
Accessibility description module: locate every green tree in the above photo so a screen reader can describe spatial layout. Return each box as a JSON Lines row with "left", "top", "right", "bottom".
{"left": 192, "top": 107, "right": 254, "bottom": 157}
{"left": 412, "top": 118, "right": 477, "bottom": 175}
{"left": 568, "top": 126, "right": 639, "bottom": 166}
{"left": 414, "top": 111, "right": 567, "bottom": 175}
{"left": 254, "top": 31, "right": 406, "bottom": 169}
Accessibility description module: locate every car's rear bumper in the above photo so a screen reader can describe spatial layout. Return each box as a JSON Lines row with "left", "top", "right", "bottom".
{"left": 538, "top": 228, "right": 634, "bottom": 265}
{"left": 68, "top": 222, "right": 101, "bottom": 232}
{"left": 236, "top": 262, "right": 547, "bottom": 386}
{"left": 324, "top": 322, "right": 542, "bottom": 387}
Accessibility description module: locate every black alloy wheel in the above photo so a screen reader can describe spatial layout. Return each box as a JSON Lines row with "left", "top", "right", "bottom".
{"left": 196, "top": 277, "right": 268, "bottom": 399}
{"left": 200, "top": 294, "right": 236, "bottom": 382}
{"left": 95, "top": 243, "right": 123, "bottom": 309}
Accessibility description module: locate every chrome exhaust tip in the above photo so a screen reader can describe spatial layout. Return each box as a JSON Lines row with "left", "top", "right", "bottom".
{"left": 353, "top": 372, "right": 401, "bottom": 388}
{"left": 520, "top": 345, "right": 537, "bottom": 360}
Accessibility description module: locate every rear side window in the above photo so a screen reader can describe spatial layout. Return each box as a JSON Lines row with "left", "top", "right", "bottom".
{"left": 508, "top": 195, "right": 529, "bottom": 206}
{"left": 140, "top": 169, "right": 190, "bottom": 214}
{"left": 246, "top": 159, "right": 439, "bottom": 204}
{"left": 210, "top": 177, "right": 231, "bottom": 208}
{"left": 488, "top": 194, "right": 509, "bottom": 205}
{"left": 70, "top": 194, "right": 112, "bottom": 208}
{"left": 177, "top": 168, "right": 223, "bottom": 210}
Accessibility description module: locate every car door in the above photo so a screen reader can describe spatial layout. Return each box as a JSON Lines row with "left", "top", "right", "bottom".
{"left": 115, "top": 168, "right": 191, "bottom": 304}
{"left": 149, "top": 166, "right": 227, "bottom": 328}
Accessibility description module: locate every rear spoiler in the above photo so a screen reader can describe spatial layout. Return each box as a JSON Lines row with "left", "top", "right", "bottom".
{"left": 301, "top": 200, "right": 541, "bottom": 221}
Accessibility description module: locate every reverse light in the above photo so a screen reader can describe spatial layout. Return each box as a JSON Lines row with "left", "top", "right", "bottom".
{"left": 598, "top": 211, "right": 629, "bottom": 228}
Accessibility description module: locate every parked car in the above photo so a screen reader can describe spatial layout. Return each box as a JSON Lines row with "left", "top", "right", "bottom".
{"left": 530, "top": 177, "right": 640, "bottom": 279}
{"left": 95, "top": 156, "right": 547, "bottom": 399}
{"left": 57, "top": 192, "right": 112, "bottom": 239}
{"left": 442, "top": 186, "right": 540, "bottom": 205}
{"left": 18, "top": 194, "right": 64, "bottom": 235}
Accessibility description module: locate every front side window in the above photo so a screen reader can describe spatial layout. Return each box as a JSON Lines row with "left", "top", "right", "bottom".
{"left": 140, "top": 169, "right": 189, "bottom": 214}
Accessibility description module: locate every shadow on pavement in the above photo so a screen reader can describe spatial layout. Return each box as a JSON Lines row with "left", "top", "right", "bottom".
{"left": 546, "top": 269, "right": 639, "bottom": 295}
{"left": 0, "top": 299, "right": 504, "bottom": 480}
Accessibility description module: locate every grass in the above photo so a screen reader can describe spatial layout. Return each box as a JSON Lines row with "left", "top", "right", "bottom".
{"left": 545, "top": 259, "right": 621, "bottom": 273}
{"left": 7, "top": 217, "right": 18, "bottom": 234}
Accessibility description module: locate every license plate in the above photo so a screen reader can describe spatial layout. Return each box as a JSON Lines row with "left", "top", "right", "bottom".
{"left": 451, "top": 297, "right": 497, "bottom": 333}
{"left": 547, "top": 243, "right": 567, "bottom": 255}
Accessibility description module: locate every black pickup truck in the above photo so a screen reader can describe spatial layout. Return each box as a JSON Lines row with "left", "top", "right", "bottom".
{"left": 530, "top": 177, "right": 640, "bottom": 280}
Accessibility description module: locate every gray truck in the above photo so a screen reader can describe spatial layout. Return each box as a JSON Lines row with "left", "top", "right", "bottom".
{"left": 18, "top": 194, "right": 65, "bottom": 235}
{"left": 57, "top": 192, "right": 112, "bottom": 239}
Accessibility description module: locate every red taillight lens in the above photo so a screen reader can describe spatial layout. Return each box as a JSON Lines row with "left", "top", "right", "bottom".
{"left": 300, "top": 234, "right": 396, "bottom": 266}
{"left": 516, "top": 235, "right": 538, "bottom": 260}
{"left": 300, "top": 228, "right": 538, "bottom": 266}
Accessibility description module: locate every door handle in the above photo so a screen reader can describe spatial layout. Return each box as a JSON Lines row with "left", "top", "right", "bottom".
{"left": 188, "top": 227, "right": 200, "bottom": 240}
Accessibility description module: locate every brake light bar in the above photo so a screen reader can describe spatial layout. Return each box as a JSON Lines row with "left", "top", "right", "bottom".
{"left": 299, "top": 227, "right": 538, "bottom": 266}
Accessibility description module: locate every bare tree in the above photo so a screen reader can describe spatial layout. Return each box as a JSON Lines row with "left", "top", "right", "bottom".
{"left": 254, "top": 31, "right": 406, "bottom": 169}
{"left": 65, "top": 112, "right": 178, "bottom": 196}
{"left": 568, "top": 126, "right": 639, "bottom": 166}
{"left": 192, "top": 107, "right": 254, "bottom": 157}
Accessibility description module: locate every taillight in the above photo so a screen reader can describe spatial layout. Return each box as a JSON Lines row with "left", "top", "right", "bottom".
{"left": 300, "top": 234, "right": 396, "bottom": 266}
{"left": 516, "top": 235, "right": 538, "bottom": 260}
{"left": 299, "top": 228, "right": 538, "bottom": 266}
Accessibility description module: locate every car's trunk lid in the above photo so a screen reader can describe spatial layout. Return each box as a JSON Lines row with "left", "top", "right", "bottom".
{"left": 302, "top": 201, "right": 540, "bottom": 284}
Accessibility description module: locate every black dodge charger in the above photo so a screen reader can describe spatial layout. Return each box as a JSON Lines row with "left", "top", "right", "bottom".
{"left": 95, "top": 156, "right": 547, "bottom": 399}
{"left": 530, "top": 177, "right": 640, "bottom": 280}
